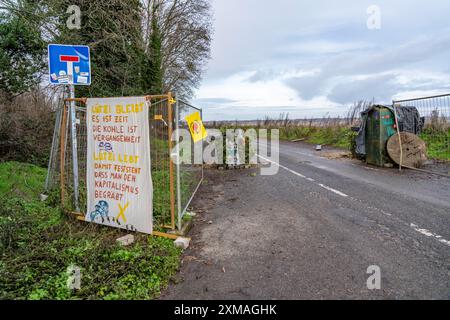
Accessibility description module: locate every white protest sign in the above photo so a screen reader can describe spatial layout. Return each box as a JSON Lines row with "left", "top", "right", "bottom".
{"left": 86, "top": 96, "right": 153, "bottom": 234}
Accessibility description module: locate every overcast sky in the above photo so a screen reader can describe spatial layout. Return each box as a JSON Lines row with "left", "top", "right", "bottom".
{"left": 192, "top": 0, "right": 450, "bottom": 120}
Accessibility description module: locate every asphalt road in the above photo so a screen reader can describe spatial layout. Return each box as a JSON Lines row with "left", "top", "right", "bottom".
{"left": 162, "top": 141, "right": 450, "bottom": 300}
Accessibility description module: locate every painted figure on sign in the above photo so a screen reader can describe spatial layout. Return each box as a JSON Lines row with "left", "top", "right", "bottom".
{"left": 99, "top": 141, "right": 113, "bottom": 152}
{"left": 90, "top": 200, "right": 109, "bottom": 221}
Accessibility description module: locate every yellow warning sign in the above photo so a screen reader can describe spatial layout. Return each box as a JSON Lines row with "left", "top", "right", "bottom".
{"left": 185, "top": 111, "right": 207, "bottom": 143}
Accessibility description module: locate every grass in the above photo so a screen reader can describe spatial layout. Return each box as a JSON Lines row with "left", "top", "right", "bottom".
{"left": 0, "top": 162, "right": 47, "bottom": 196}
{"left": 213, "top": 115, "right": 449, "bottom": 161}
{"left": 149, "top": 136, "right": 197, "bottom": 227}
{"left": 215, "top": 125, "right": 355, "bottom": 150}
{"left": 213, "top": 114, "right": 356, "bottom": 151}
{"left": 280, "top": 126, "right": 449, "bottom": 160}
{"left": 420, "top": 129, "right": 450, "bottom": 161}
{"left": 0, "top": 161, "right": 182, "bottom": 300}
{"left": 279, "top": 126, "right": 355, "bottom": 149}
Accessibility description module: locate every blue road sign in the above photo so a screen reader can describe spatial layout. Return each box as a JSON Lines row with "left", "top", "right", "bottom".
{"left": 48, "top": 44, "right": 91, "bottom": 85}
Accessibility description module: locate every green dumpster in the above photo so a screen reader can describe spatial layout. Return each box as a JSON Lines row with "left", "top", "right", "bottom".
{"left": 365, "top": 105, "right": 397, "bottom": 167}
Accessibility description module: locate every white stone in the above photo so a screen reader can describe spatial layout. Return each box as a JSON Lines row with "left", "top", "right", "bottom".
{"left": 116, "top": 234, "right": 135, "bottom": 246}
{"left": 40, "top": 194, "right": 48, "bottom": 202}
{"left": 174, "top": 237, "right": 191, "bottom": 250}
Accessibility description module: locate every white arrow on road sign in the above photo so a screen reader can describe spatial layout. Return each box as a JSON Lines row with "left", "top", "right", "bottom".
{"left": 60, "top": 55, "right": 80, "bottom": 83}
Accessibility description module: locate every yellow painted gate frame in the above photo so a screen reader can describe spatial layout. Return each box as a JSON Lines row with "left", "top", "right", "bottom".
{"left": 60, "top": 93, "right": 178, "bottom": 240}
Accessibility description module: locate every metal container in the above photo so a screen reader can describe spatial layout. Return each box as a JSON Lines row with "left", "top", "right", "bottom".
{"left": 365, "top": 106, "right": 397, "bottom": 167}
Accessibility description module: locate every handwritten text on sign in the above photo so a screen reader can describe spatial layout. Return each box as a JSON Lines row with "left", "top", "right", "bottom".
{"left": 86, "top": 97, "right": 153, "bottom": 234}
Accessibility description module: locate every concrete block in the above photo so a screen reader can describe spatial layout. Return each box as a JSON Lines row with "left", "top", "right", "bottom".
{"left": 174, "top": 237, "right": 191, "bottom": 250}
{"left": 116, "top": 234, "right": 135, "bottom": 246}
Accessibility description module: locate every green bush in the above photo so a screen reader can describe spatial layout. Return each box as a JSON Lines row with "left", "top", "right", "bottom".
{"left": 0, "top": 91, "right": 55, "bottom": 167}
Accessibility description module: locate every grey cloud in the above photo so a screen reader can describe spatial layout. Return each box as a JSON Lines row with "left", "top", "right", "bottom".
{"left": 284, "top": 75, "right": 326, "bottom": 100}
{"left": 207, "top": 0, "right": 450, "bottom": 79}
{"left": 199, "top": 0, "right": 450, "bottom": 119}
{"left": 247, "top": 70, "right": 280, "bottom": 83}
{"left": 283, "top": 32, "right": 450, "bottom": 104}
{"left": 328, "top": 74, "right": 401, "bottom": 104}
{"left": 331, "top": 34, "right": 450, "bottom": 76}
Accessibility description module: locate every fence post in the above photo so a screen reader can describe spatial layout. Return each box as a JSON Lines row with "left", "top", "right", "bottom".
{"left": 200, "top": 108, "right": 204, "bottom": 182}
{"left": 60, "top": 103, "right": 68, "bottom": 207}
{"left": 392, "top": 101, "right": 403, "bottom": 172}
{"left": 168, "top": 92, "right": 176, "bottom": 230}
{"left": 175, "top": 93, "right": 182, "bottom": 230}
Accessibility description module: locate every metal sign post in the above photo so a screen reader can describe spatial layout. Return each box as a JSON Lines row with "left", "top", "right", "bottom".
{"left": 69, "top": 84, "right": 80, "bottom": 211}
{"left": 48, "top": 44, "right": 91, "bottom": 212}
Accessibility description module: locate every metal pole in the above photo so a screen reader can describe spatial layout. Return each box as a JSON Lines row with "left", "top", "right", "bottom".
{"left": 69, "top": 84, "right": 80, "bottom": 211}
{"left": 393, "top": 102, "right": 403, "bottom": 172}
{"left": 60, "top": 102, "right": 68, "bottom": 207}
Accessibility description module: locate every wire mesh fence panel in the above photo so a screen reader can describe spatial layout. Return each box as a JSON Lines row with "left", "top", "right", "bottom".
{"left": 149, "top": 98, "right": 174, "bottom": 228}
{"left": 394, "top": 94, "right": 450, "bottom": 161}
{"left": 44, "top": 106, "right": 63, "bottom": 191}
{"left": 176, "top": 100, "right": 204, "bottom": 230}
{"left": 61, "top": 102, "right": 88, "bottom": 213}
{"left": 47, "top": 94, "right": 204, "bottom": 232}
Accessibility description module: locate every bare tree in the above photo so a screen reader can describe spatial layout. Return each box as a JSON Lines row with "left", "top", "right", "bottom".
{"left": 155, "top": 0, "right": 213, "bottom": 99}
{"left": 2, "top": 0, "right": 213, "bottom": 98}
